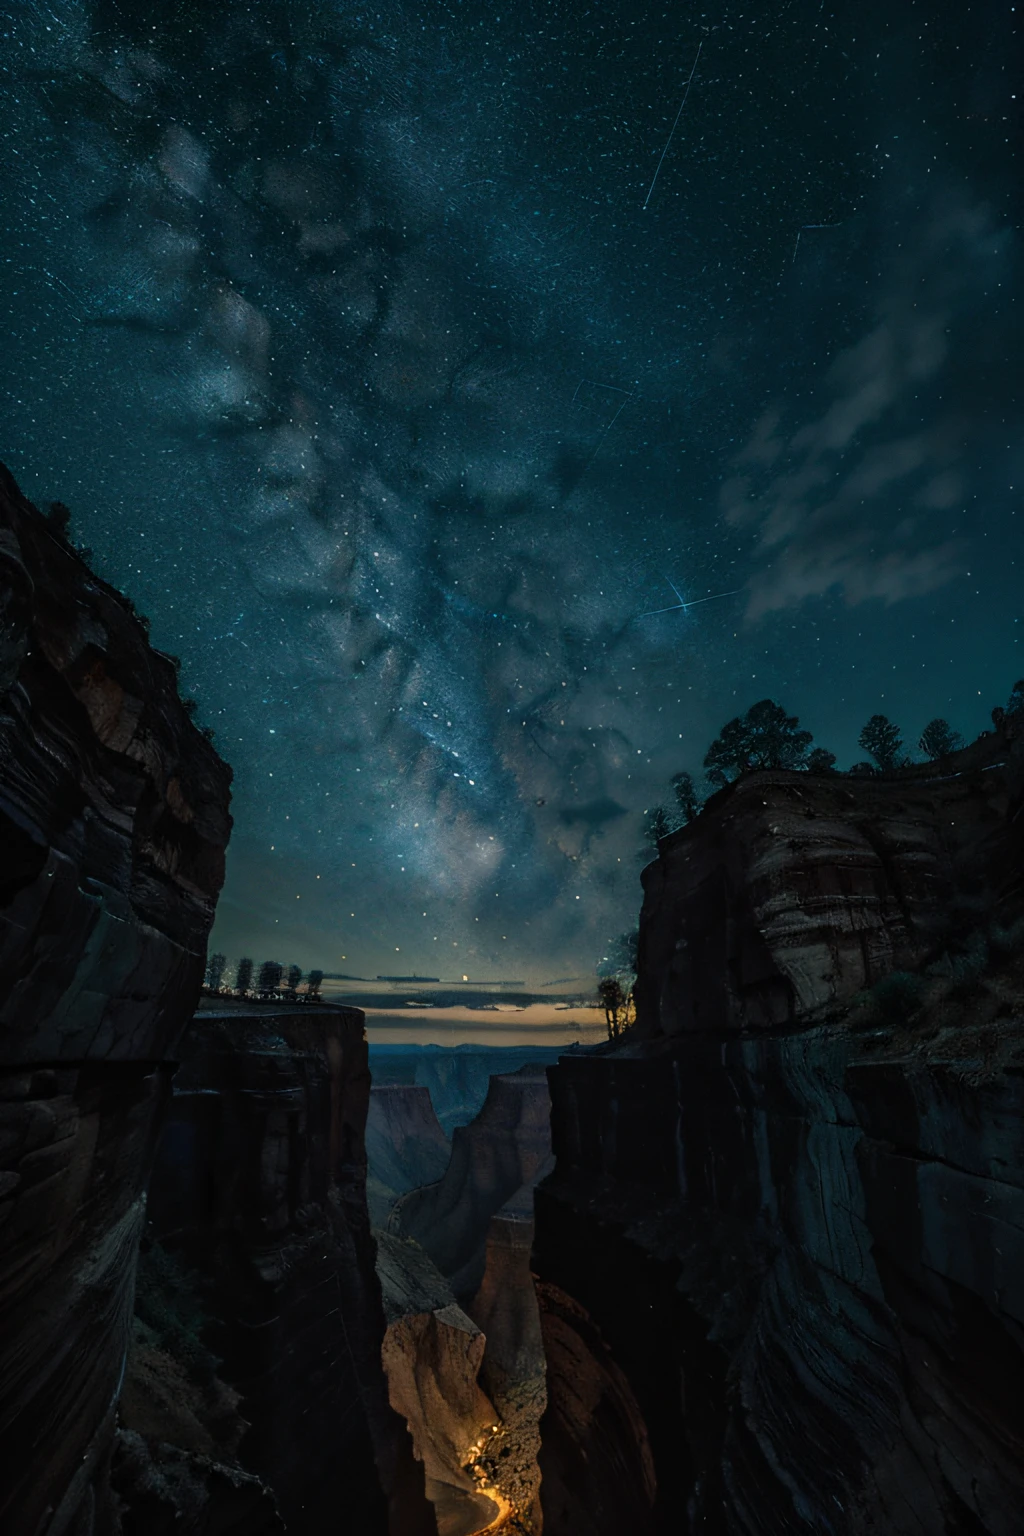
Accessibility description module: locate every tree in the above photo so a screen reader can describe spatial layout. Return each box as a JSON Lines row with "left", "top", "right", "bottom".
{"left": 284, "top": 964, "right": 302, "bottom": 997}
{"left": 235, "top": 957, "right": 253, "bottom": 995}
{"left": 643, "top": 805, "right": 675, "bottom": 847}
{"left": 806, "top": 747, "right": 837, "bottom": 774}
{"left": 918, "top": 718, "right": 963, "bottom": 760}
{"left": 306, "top": 969, "right": 324, "bottom": 1001}
{"left": 205, "top": 952, "right": 226, "bottom": 992}
{"left": 597, "top": 976, "right": 634, "bottom": 1040}
{"left": 47, "top": 500, "right": 71, "bottom": 536}
{"left": 256, "top": 960, "right": 282, "bottom": 998}
{"left": 704, "top": 698, "right": 813, "bottom": 786}
{"left": 992, "top": 679, "right": 1024, "bottom": 729}
{"left": 671, "top": 771, "right": 701, "bottom": 823}
{"left": 858, "top": 714, "right": 904, "bottom": 772}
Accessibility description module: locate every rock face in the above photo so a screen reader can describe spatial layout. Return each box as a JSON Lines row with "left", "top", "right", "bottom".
{"left": 636, "top": 737, "right": 1010, "bottom": 1035}
{"left": 469, "top": 1182, "right": 545, "bottom": 1393}
{"left": 377, "top": 1233, "right": 501, "bottom": 1536}
{"left": 392, "top": 1067, "right": 553, "bottom": 1297}
{"left": 367, "top": 1084, "right": 451, "bottom": 1228}
{"left": 0, "top": 464, "right": 232, "bottom": 1536}
{"left": 147, "top": 1003, "right": 437, "bottom": 1536}
{"left": 535, "top": 741, "right": 1024, "bottom": 1535}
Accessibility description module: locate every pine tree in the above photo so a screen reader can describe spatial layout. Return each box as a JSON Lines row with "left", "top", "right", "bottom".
{"left": 858, "top": 714, "right": 904, "bottom": 772}
{"left": 918, "top": 718, "right": 963, "bottom": 760}
{"left": 704, "top": 699, "right": 813, "bottom": 785}
{"left": 256, "top": 960, "right": 283, "bottom": 998}
{"left": 235, "top": 957, "right": 253, "bottom": 995}
{"left": 285, "top": 964, "right": 302, "bottom": 996}
{"left": 643, "top": 805, "right": 675, "bottom": 847}
{"left": 205, "top": 952, "right": 226, "bottom": 991}
{"left": 671, "top": 770, "right": 701, "bottom": 822}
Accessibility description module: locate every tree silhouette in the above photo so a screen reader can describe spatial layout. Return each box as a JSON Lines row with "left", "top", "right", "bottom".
{"left": 858, "top": 714, "right": 904, "bottom": 772}
{"left": 306, "top": 969, "right": 324, "bottom": 1001}
{"left": 643, "top": 805, "right": 675, "bottom": 847}
{"left": 597, "top": 976, "right": 634, "bottom": 1040}
{"left": 671, "top": 770, "right": 701, "bottom": 823}
{"left": 992, "top": 679, "right": 1024, "bottom": 729}
{"left": 235, "top": 957, "right": 253, "bottom": 995}
{"left": 256, "top": 960, "right": 282, "bottom": 998}
{"left": 806, "top": 747, "right": 837, "bottom": 773}
{"left": 205, "top": 952, "right": 226, "bottom": 992}
{"left": 704, "top": 698, "right": 813, "bottom": 786}
{"left": 46, "top": 500, "right": 71, "bottom": 536}
{"left": 284, "top": 964, "right": 302, "bottom": 997}
{"left": 918, "top": 718, "right": 963, "bottom": 760}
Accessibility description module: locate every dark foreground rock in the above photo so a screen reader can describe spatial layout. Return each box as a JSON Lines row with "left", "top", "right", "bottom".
{"left": 0, "top": 464, "right": 232, "bottom": 1536}
{"left": 535, "top": 740, "right": 1024, "bottom": 1536}
{"left": 148, "top": 1003, "right": 438, "bottom": 1536}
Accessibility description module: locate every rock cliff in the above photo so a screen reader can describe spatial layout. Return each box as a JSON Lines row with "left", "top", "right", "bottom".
{"left": 377, "top": 1233, "right": 501, "bottom": 1536}
{"left": 535, "top": 735, "right": 1024, "bottom": 1535}
{"left": 147, "top": 1002, "right": 437, "bottom": 1536}
{"left": 0, "top": 462, "right": 232, "bottom": 1535}
{"left": 367, "top": 1084, "right": 451, "bottom": 1228}
{"left": 391, "top": 1067, "right": 553, "bottom": 1298}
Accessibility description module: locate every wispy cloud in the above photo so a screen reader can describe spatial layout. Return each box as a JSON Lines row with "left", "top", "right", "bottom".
{"left": 722, "top": 198, "right": 1010, "bottom": 619}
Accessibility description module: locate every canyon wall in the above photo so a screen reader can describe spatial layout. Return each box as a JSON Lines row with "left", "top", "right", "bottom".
{"left": 0, "top": 463, "right": 232, "bottom": 1535}
{"left": 535, "top": 736, "right": 1024, "bottom": 1535}
{"left": 391, "top": 1067, "right": 553, "bottom": 1298}
{"left": 148, "top": 1003, "right": 437, "bottom": 1536}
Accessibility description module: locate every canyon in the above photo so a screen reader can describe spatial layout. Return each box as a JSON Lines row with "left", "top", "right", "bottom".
{"left": 3, "top": 447, "right": 1022, "bottom": 1536}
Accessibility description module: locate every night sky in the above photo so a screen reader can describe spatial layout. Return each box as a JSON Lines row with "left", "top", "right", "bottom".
{"left": 1, "top": 0, "right": 1021, "bottom": 982}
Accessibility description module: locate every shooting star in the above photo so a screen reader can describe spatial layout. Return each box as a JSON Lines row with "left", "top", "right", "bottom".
{"left": 643, "top": 42, "right": 703, "bottom": 211}
{"left": 636, "top": 580, "right": 741, "bottom": 620}
{"left": 792, "top": 223, "right": 841, "bottom": 265}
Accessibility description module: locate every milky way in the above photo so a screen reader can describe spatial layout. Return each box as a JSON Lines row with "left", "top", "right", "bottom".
{"left": 1, "top": 1, "right": 1021, "bottom": 979}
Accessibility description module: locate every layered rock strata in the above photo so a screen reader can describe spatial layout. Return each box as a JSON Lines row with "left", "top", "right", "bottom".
{"left": 0, "top": 464, "right": 232, "bottom": 1536}
{"left": 391, "top": 1067, "right": 553, "bottom": 1297}
{"left": 366, "top": 1083, "right": 451, "bottom": 1228}
{"left": 377, "top": 1232, "right": 501, "bottom": 1536}
{"left": 147, "top": 1002, "right": 437, "bottom": 1536}
{"left": 535, "top": 741, "right": 1024, "bottom": 1535}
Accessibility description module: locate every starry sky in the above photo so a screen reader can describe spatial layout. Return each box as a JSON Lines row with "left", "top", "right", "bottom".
{"left": 1, "top": 0, "right": 1021, "bottom": 983}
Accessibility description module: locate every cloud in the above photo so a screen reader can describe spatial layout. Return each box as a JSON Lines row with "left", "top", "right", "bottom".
{"left": 723, "top": 197, "right": 1010, "bottom": 620}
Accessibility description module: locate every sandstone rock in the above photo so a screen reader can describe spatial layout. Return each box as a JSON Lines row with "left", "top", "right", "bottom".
{"left": 377, "top": 1232, "right": 500, "bottom": 1536}
{"left": 636, "top": 743, "right": 1011, "bottom": 1035}
{"left": 148, "top": 1003, "right": 437, "bottom": 1536}
{"left": 535, "top": 751, "right": 1024, "bottom": 1535}
{"left": 0, "top": 463, "right": 231, "bottom": 1536}
{"left": 367, "top": 1083, "right": 451, "bottom": 1227}
{"left": 392, "top": 1068, "right": 553, "bottom": 1298}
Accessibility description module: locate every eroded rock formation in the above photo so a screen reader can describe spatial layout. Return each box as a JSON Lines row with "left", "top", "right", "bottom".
{"left": 147, "top": 1001, "right": 437, "bottom": 1536}
{"left": 535, "top": 734, "right": 1024, "bottom": 1535}
{"left": 377, "top": 1232, "right": 501, "bottom": 1536}
{"left": 0, "top": 462, "right": 232, "bottom": 1535}
{"left": 391, "top": 1066, "right": 553, "bottom": 1297}
{"left": 367, "top": 1083, "right": 451, "bottom": 1228}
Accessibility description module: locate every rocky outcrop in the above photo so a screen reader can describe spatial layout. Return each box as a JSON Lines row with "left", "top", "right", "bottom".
{"left": 392, "top": 1067, "right": 553, "bottom": 1297}
{"left": 367, "top": 1084, "right": 451, "bottom": 1228}
{"left": 636, "top": 736, "right": 1011, "bottom": 1035}
{"left": 377, "top": 1233, "right": 501, "bottom": 1536}
{"left": 0, "top": 464, "right": 232, "bottom": 1536}
{"left": 147, "top": 1002, "right": 437, "bottom": 1536}
{"left": 469, "top": 1181, "right": 545, "bottom": 1394}
{"left": 535, "top": 743, "right": 1024, "bottom": 1535}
